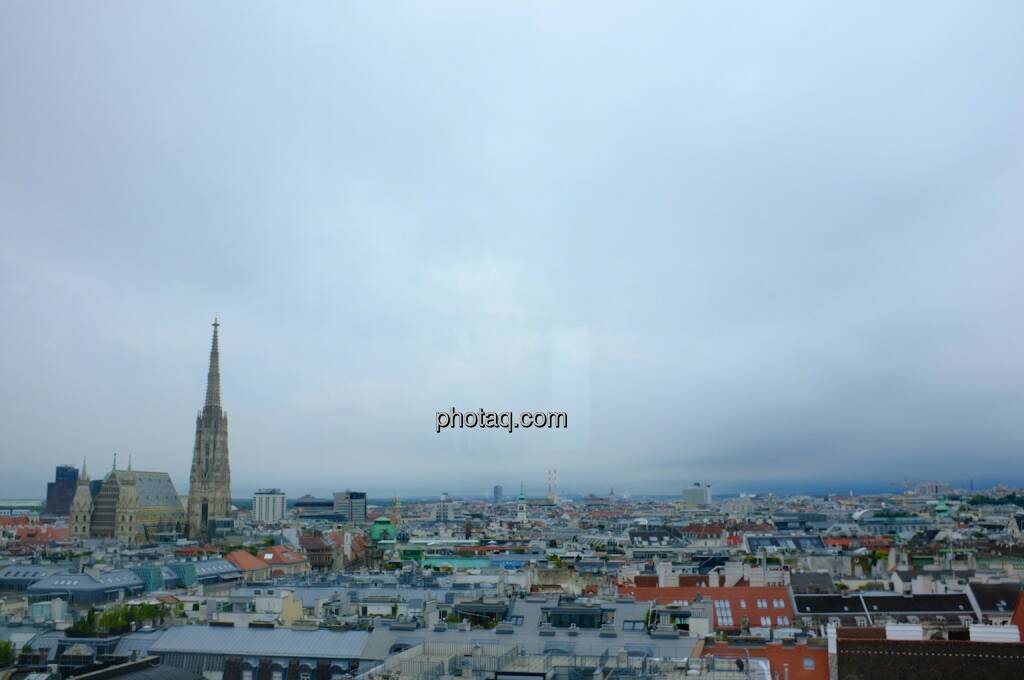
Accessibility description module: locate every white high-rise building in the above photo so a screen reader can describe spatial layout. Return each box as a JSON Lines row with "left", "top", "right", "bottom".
{"left": 682, "top": 483, "right": 712, "bottom": 506}
{"left": 253, "top": 488, "right": 287, "bottom": 524}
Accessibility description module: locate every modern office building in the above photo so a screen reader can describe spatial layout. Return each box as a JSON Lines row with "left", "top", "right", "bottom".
{"left": 493, "top": 484, "right": 503, "bottom": 503}
{"left": 252, "top": 488, "right": 287, "bottom": 524}
{"left": 45, "top": 464, "right": 79, "bottom": 515}
{"left": 333, "top": 490, "right": 368, "bottom": 523}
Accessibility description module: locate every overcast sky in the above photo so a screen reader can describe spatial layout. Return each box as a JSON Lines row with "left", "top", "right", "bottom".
{"left": 2, "top": 2, "right": 1023, "bottom": 500}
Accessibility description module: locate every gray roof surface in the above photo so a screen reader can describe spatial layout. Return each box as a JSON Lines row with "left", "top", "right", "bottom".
{"left": 230, "top": 585, "right": 494, "bottom": 609}
{"left": 361, "top": 598, "right": 694, "bottom": 662}
{"left": 149, "top": 625, "right": 369, "bottom": 659}
{"left": 27, "top": 569, "right": 143, "bottom": 593}
{"left": 110, "top": 471, "right": 184, "bottom": 509}
{"left": 189, "top": 559, "right": 239, "bottom": 578}
{"left": 114, "top": 630, "right": 167, "bottom": 657}
{"left": 0, "top": 564, "right": 64, "bottom": 581}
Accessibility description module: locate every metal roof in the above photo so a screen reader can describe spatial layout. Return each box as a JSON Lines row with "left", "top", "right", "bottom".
{"left": 190, "top": 559, "right": 239, "bottom": 577}
{"left": 149, "top": 625, "right": 369, "bottom": 659}
{"left": 27, "top": 569, "right": 143, "bottom": 593}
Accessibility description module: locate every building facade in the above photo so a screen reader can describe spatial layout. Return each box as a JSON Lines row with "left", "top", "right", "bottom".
{"left": 69, "top": 462, "right": 94, "bottom": 539}
{"left": 252, "top": 489, "right": 287, "bottom": 524}
{"left": 69, "top": 460, "right": 185, "bottom": 544}
{"left": 187, "top": 319, "right": 233, "bottom": 539}
{"left": 683, "top": 482, "right": 712, "bottom": 506}
{"left": 333, "top": 491, "right": 367, "bottom": 523}
{"left": 434, "top": 492, "right": 454, "bottom": 523}
{"left": 45, "top": 464, "right": 79, "bottom": 516}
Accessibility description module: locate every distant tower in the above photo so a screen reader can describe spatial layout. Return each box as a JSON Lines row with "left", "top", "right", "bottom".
{"left": 70, "top": 459, "right": 94, "bottom": 539}
{"left": 390, "top": 495, "right": 401, "bottom": 528}
{"left": 547, "top": 469, "right": 558, "bottom": 504}
{"left": 516, "top": 484, "right": 528, "bottom": 524}
{"left": 187, "top": 319, "right": 233, "bottom": 540}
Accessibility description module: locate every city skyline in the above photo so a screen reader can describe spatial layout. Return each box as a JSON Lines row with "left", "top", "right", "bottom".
{"left": 3, "top": 3, "right": 1024, "bottom": 497}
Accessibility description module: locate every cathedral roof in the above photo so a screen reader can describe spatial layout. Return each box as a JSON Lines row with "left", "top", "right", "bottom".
{"left": 106, "top": 470, "right": 183, "bottom": 509}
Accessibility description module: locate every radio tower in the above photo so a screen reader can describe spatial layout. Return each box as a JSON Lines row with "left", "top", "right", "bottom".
{"left": 547, "top": 469, "right": 558, "bottom": 504}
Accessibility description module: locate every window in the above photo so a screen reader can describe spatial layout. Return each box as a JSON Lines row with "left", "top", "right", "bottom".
{"left": 756, "top": 599, "right": 768, "bottom": 608}
{"left": 760, "top": 616, "right": 771, "bottom": 626}
{"left": 803, "top": 658, "right": 815, "bottom": 670}
{"left": 739, "top": 599, "right": 747, "bottom": 609}
{"left": 777, "top": 616, "right": 789, "bottom": 625}
{"left": 714, "top": 600, "right": 734, "bottom": 627}
{"left": 773, "top": 598, "right": 785, "bottom": 608}
{"left": 622, "top": 620, "right": 645, "bottom": 631}
{"left": 509, "top": 615, "right": 524, "bottom": 626}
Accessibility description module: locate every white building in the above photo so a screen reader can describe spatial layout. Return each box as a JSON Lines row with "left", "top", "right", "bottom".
{"left": 252, "top": 488, "right": 287, "bottom": 524}
{"left": 682, "top": 483, "right": 712, "bottom": 506}
{"left": 434, "top": 492, "right": 454, "bottom": 523}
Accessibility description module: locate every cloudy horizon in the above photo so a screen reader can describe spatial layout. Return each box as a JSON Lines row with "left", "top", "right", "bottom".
{"left": 2, "top": 2, "right": 1024, "bottom": 500}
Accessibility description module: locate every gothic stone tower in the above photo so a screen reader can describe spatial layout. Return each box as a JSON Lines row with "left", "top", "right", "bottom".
{"left": 116, "top": 457, "right": 140, "bottom": 546}
{"left": 69, "top": 459, "right": 93, "bottom": 539}
{"left": 187, "top": 319, "right": 232, "bottom": 539}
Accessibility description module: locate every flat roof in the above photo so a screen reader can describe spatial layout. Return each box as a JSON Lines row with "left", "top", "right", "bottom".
{"left": 150, "top": 625, "right": 370, "bottom": 659}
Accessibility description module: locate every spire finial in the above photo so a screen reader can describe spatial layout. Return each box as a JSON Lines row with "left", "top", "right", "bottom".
{"left": 127, "top": 454, "right": 132, "bottom": 471}
{"left": 204, "top": 318, "right": 222, "bottom": 410}
{"left": 113, "top": 452, "right": 117, "bottom": 471}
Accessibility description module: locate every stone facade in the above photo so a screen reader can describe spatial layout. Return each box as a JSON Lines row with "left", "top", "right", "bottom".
{"left": 187, "top": 319, "right": 233, "bottom": 539}
{"left": 69, "top": 462, "right": 184, "bottom": 544}
{"left": 69, "top": 461, "right": 93, "bottom": 539}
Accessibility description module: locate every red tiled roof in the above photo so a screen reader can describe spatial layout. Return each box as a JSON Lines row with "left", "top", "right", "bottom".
{"left": 680, "top": 524, "right": 725, "bottom": 537}
{"left": 0, "top": 516, "right": 36, "bottom": 527}
{"left": 16, "top": 525, "right": 70, "bottom": 543}
{"left": 702, "top": 642, "right": 828, "bottom": 680}
{"left": 225, "top": 550, "right": 270, "bottom": 572}
{"left": 258, "top": 545, "right": 307, "bottom": 565}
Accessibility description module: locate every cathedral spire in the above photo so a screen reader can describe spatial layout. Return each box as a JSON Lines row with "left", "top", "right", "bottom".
{"left": 204, "top": 317, "right": 221, "bottom": 410}
{"left": 188, "top": 318, "right": 232, "bottom": 540}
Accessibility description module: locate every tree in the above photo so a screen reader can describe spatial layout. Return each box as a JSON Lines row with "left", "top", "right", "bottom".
{"left": 66, "top": 607, "right": 98, "bottom": 637}
{"left": 0, "top": 640, "right": 13, "bottom": 668}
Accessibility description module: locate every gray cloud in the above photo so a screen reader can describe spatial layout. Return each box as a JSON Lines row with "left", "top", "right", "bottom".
{"left": 1, "top": 2, "right": 1023, "bottom": 498}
